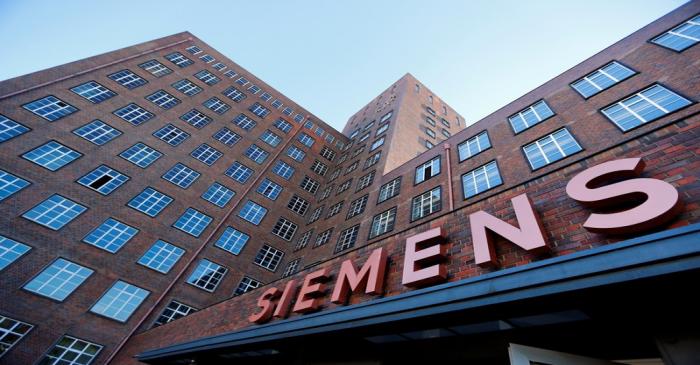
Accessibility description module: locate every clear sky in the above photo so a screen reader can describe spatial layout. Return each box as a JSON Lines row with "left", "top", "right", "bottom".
{"left": 0, "top": 0, "right": 687, "bottom": 131}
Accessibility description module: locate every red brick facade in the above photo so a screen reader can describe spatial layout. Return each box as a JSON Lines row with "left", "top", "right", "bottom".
{"left": 0, "top": 1, "right": 699, "bottom": 365}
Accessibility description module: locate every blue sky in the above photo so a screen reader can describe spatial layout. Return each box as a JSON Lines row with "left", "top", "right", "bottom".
{"left": 0, "top": 0, "right": 686, "bottom": 131}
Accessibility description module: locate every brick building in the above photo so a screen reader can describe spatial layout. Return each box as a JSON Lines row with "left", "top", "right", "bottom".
{"left": 1, "top": 1, "right": 700, "bottom": 364}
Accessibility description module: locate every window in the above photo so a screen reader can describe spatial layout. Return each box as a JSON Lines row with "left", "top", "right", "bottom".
{"left": 426, "top": 106, "right": 436, "bottom": 116}
{"left": 352, "top": 146, "right": 365, "bottom": 157}
{"left": 286, "top": 145, "right": 306, "bottom": 162}
{"left": 308, "top": 206, "right": 323, "bottom": 223}
{"left": 345, "top": 161, "right": 359, "bottom": 174}
{"left": 39, "top": 335, "right": 102, "bottom": 365}
{"left": 271, "top": 99, "right": 283, "bottom": 109}
{"left": 347, "top": 195, "right": 369, "bottom": 219}
{"left": 215, "top": 227, "right": 249, "bottom": 255}
{"left": 282, "top": 107, "right": 293, "bottom": 116}
{"left": 359, "top": 132, "right": 370, "bottom": 143}
{"left": 213, "top": 127, "right": 241, "bottom": 147}
{"left": 71, "top": 81, "right": 116, "bottom": 103}
{"left": 0, "top": 170, "right": 30, "bottom": 202}
{"left": 315, "top": 228, "right": 333, "bottom": 247}
{"left": 297, "top": 133, "right": 315, "bottom": 147}
{"left": 300, "top": 176, "right": 320, "bottom": 194}
{"left": 349, "top": 129, "right": 360, "bottom": 139}
{"left": 212, "top": 62, "right": 227, "bottom": 71}
{"left": 378, "top": 177, "right": 401, "bottom": 203}
{"left": 508, "top": 100, "right": 555, "bottom": 133}
{"left": 202, "top": 97, "right": 231, "bottom": 115}
{"left": 245, "top": 144, "right": 269, "bottom": 164}
{"left": 203, "top": 97, "right": 231, "bottom": 115}
{"left": 199, "top": 54, "right": 214, "bottom": 63}
{"left": 272, "top": 218, "right": 298, "bottom": 241}
{"left": 235, "top": 276, "right": 262, "bottom": 296}
{"left": 337, "top": 179, "right": 352, "bottom": 194}
{"left": 462, "top": 161, "right": 503, "bottom": 199}
{"left": 329, "top": 169, "right": 341, "bottom": 181}
{"left": 165, "top": 52, "right": 194, "bottom": 67}
{"left": 311, "top": 160, "right": 328, "bottom": 175}
{"left": 651, "top": 15, "right": 700, "bottom": 51}
{"left": 272, "top": 160, "right": 295, "bottom": 180}
{"left": 233, "top": 113, "right": 257, "bottom": 131}
{"left": 287, "top": 195, "right": 309, "bottom": 216}
{"left": 601, "top": 84, "right": 691, "bottom": 131}
{"left": 441, "top": 118, "right": 451, "bottom": 128}
{"left": 376, "top": 123, "right": 389, "bottom": 136}
{"left": 153, "top": 124, "right": 190, "bottom": 146}
{"left": 139, "top": 59, "right": 172, "bottom": 77}
{"left": 283, "top": 259, "right": 300, "bottom": 277}
{"left": 224, "top": 70, "right": 238, "bottom": 78}
{"left": 90, "top": 280, "right": 149, "bottom": 321}
{"left": 254, "top": 245, "right": 284, "bottom": 271}
{"left": 274, "top": 118, "right": 292, "bottom": 133}
{"left": 222, "top": 86, "right": 247, "bottom": 102}
{"left": 113, "top": 103, "right": 154, "bottom": 126}
{"left": 295, "top": 230, "right": 313, "bottom": 251}
{"left": 191, "top": 144, "right": 222, "bottom": 165}
{"left": 23, "top": 96, "right": 77, "bottom": 121}
{"left": 415, "top": 156, "right": 441, "bottom": 184}
{"left": 256, "top": 178, "right": 282, "bottom": 200}
{"left": 78, "top": 165, "right": 129, "bottom": 195}
{"left": 202, "top": 183, "right": 235, "bottom": 207}
{"left": 523, "top": 128, "right": 583, "bottom": 170}
{"left": 260, "top": 130, "right": 282, "bottom": 147}
{"left": 172, "top": 79, "right": 202, "bottom": 96}
{"left": 0, "top": 235, "right": 31, "bottom": 271}
{"left": 194, "top": 70, "right": 220, "bottom": 85}
{"left": 249, "top": 102, "right": 271, "bottom": 118}
{"left": 23, "top": 195, "right": 86, "bottom": 230}
{"left": 320, "top": 146, "right": 336, "bottom": 161}
{"left": 335, "top": 225, "right": 360, "bottom": 253}
{"left": 73, "top": 120, "right": 121, "bottom": 145}
{"left": 571, "top": 61, "right": 636, "bottom": 98}
{"left": 364, "top": 152, "right": 382, "bottom": 169}
{"left": 261, "top": 92, "right": 273, "bottom": 101}
{"left": 154, "top": 301, "right": 197, "bottom": 327}
{"left": 364, "top": 121, "right": 375, "bottom": 131}
{"left": 162, "top": 163, "right": 200, "bottom": 189}
{"left": 370, "top": 207, "right": 397, "bottom": 239}
{"left": 128, "top": 187, "right": 173, "bottom": 217}
{"left": 180, "top": 109, "right": 212, "bottom": 129}
{"left": 327, "top": 201, "right": 344, "bottom": 218}
{"left": 380, "top": 110, "right": 393, "bottom": 123}
{"left": 0, "top": 315, "right": 33, "bottom": 357}
{"left": 138, "top": 240, "right": 185, "bottom": 273}
{"left": 187, "top": 259, "right": 227, "bottom": 292}
{"left": 458, "top": 131, "right": 491, "bottom": 161}
{"left": 185, "top": 45, "right": 203, "bottom": 54}
{"left": 174, "top": 208, "right": 212, "bottom": 237}
{"left": 108, "top": 69, "right": 147, "bottom": 89}
{"left": 356, "top": 171, "right": 375, "bottom": 192}
{"left": 0, "top": 115, "right": 29, "bottom": 143}
{"left": 239, "top": 200, "right": 267, "bottom": 225}
{"left": 24, "top": 258, "right": 93, "bottom": 301}
{"left": 83, "top": 218, "right": 138, "bottom": 253}
{"left": 120, "top": 143, "right": 162, "bottom": 168}
{"left": 425, "top": 128, "right": 436, "bottom": 139}
{"left": 20, "top": 143, "right": 76, "bottom": 173}
{"left": 426, "top": 117, "right": 436, "bottom": 127}
{"left": 236, "top": 77, "right": 249, "bottom": 86}
{"left": 248, "top": 85, "right": 261, "bottom": 94}
{"left": 411, "top": 186, "right": 441, "bottom": 221}
{"left": 441, "top": 129, "right": 451, "bottom": 138}
{"left": 369, "top": 137, "right": 384, "bottom": 151}
{"left": 146, "top": 90, "right": 180, "bottom": 109}
{"left": 225, "top": 162, "right": 254, "bottom": 183}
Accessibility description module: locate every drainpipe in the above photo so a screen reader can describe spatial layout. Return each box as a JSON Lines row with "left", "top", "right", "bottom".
{"left": 443, "top": 143, "right": 455, "bottom": 211}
